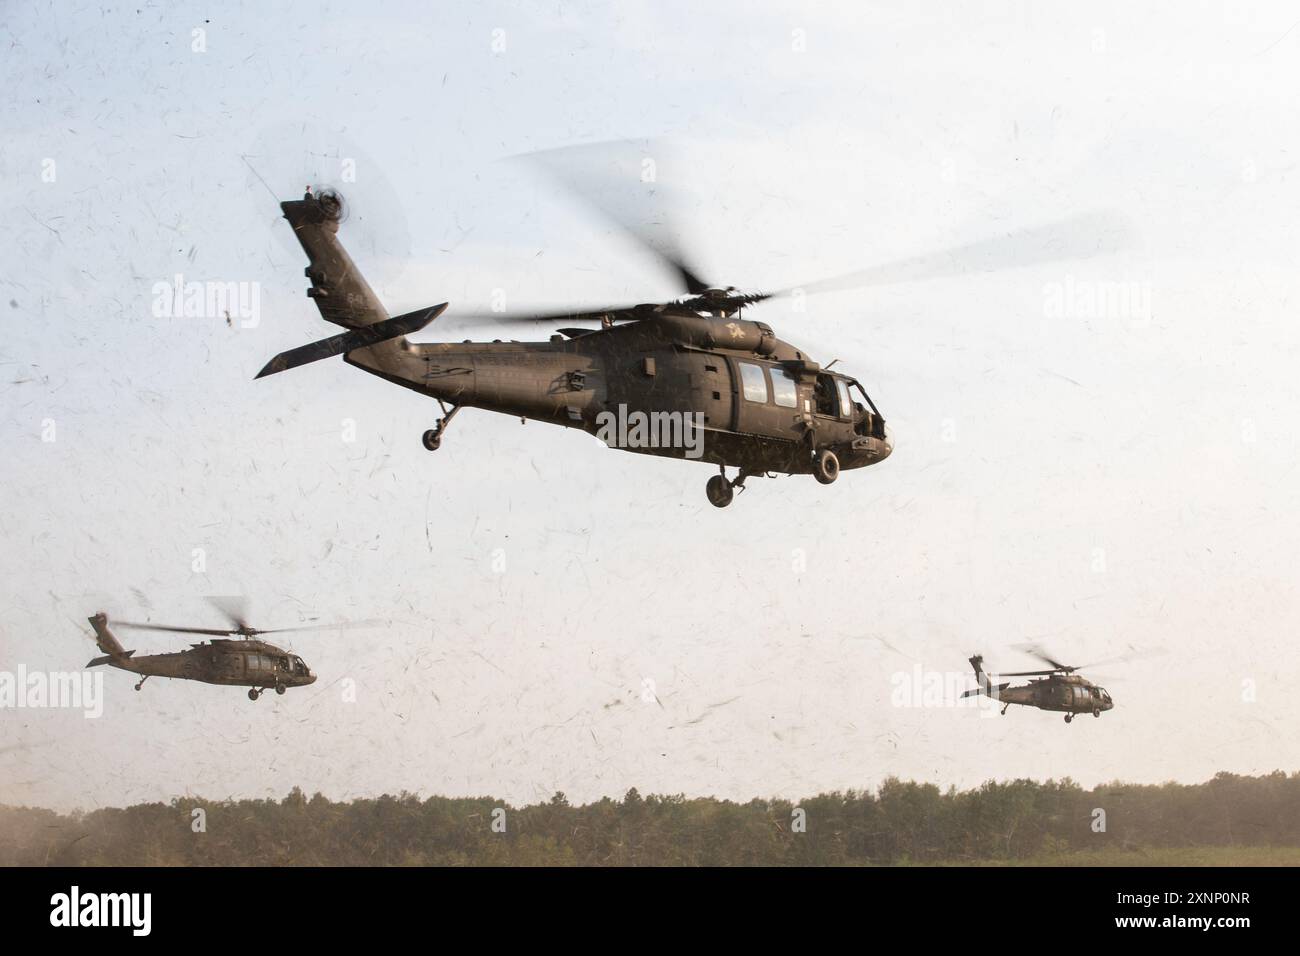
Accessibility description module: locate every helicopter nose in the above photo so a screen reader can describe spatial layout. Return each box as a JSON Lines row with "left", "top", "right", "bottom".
{"left": 883, "top": 423, "right": 893, "bottom": 457}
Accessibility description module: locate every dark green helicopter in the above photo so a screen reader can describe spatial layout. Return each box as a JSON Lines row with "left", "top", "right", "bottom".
{"left": 962, "top": 647, "right": 1124, "bottom": 723}
{"left": 257, "top": 164, "right": 1121, "bottom": 507}
{"left": 84, "top": 598, "right": 364, "bottom": 700}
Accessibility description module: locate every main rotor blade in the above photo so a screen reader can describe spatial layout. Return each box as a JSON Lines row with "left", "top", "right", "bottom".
{"left": 114, "top": 621, "right": 235, "bottom": 637}
{"left": 513, "top": 140, "right": 712, "bottom": 296}
{"left": 207, "top": 596, "right": 251, "bottom": 633}
{"left": 756, "top": 211, "right": 1129, "bottom": 302}
{"left": 993, "top": 668, "right": 1059, "bottom": 677}
{"left": 440, "top": 303, "right": 656, "bottom": 327}
{"left": 1074, "top": 648, "right": 1168, "bottom": 671}
{"left": 255, "top": 619, "right": 383, "bottom": 635}
{"left": 1012, "top": 642, "right": 1073, "bottom": 672}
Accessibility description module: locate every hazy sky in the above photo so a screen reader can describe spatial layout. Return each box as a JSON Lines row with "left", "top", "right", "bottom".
{"left": 3, "top": 1, "right": 1300, "bottom": 811}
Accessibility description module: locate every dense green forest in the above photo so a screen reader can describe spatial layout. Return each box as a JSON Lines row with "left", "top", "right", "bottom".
{"left": 3, "top": 772, "right": 1298, "bottom": 865}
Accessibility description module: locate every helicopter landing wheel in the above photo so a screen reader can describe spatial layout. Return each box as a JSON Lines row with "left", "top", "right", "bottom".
{"left": 1064, "top": 713, "right": 1073, "bottom": 723}
{"left": 1093, "top": 708, "right": 1100, "bottom": 718}
{"left": 422, "top": 404, "right": 460, "bottom": 451}
{"left": 706, "top": 474, "right": 734, "bottom": 508}
{"left": 275, "top": 684, "right": 287, "bottom": 696}
{"left": 248, "top": 688, "right": 260, "bottom": 701}
{"left": 813, "top": 449, "right": 840, "bottom": 485}
{"left": 134, "top": 676, "right": 148, "bottom": 692}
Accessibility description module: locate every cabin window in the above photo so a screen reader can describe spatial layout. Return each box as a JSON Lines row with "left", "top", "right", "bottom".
{"left": 738, "top": 362, "right": 768, "bottom": 403}
{"left": 771, "top": 368, "right": 798, "bottom": 408}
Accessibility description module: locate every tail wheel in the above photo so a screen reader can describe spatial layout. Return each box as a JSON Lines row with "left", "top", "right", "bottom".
{"left": 706, "top": 474, "right": 734, "bottom": 508}
{"left": 813, "top": 449, "right": 840, "bottom": 485}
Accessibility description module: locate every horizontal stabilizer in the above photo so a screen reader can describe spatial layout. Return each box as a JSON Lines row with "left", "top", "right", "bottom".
{"left": 86, "top": 649, "right": 133, "bottom": 668}
{"left": 256, "top": 304, "right": 447, "bottom": 379}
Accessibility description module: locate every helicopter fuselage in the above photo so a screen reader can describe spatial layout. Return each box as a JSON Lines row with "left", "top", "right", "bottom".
{"left": 347, "top": 313, "right": 893, "bottom": 478}
{"left": 998, "top": 675, "right": 1114, "bottom": 717}
{"left": 92, "top": 636, "right": 315, "bottom": 696}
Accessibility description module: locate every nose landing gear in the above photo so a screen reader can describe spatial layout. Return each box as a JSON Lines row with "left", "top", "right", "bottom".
{"left": 813, "top": 448, "right": 840, "bottom": 485}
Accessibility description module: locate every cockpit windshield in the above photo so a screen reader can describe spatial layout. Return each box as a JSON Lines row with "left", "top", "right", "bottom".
{"left": 836, "top": 378, "right": 854, "bottom": 418}
{"left": 850, "top": 380, "right": 887, "bottom": 440}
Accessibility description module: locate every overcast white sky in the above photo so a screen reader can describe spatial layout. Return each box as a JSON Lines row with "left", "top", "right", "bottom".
{"left": 3, "top": 1, "right": 1300, "bottom": 811}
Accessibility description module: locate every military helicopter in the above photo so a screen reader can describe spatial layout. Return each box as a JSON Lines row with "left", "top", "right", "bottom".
{"left": 961, "top": 648, "right": 1117, "bottom": 722}
{"left": 83, "top": 598, "right": 359, "bottom": 700}
{"left": 256, "top": 153, "right": 1123, "bottom": 507}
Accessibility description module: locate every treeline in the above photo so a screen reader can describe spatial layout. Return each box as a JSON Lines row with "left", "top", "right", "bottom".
{"left": 2, "top": 771, "right": 1298, "bottom": 866}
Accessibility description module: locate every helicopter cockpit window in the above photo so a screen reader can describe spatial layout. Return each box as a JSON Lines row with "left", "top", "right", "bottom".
{"left": 836, "top": 378, "right": 854, "bottom": 418}
{"left": 293, "top": 656, "right": 307, "bottom": 674}
{"left": 771, "top": 368, "right": 798, "bottom": 408}
{"left": 813, "top": 374, "right": 838, "bottom": 415}
{"left": 738, "top": 362, "right": 769, "bottom": 403}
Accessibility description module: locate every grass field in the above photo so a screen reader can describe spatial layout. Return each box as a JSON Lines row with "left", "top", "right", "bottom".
{"left": 932, "top": 846, "right": 1300, "bottom": 867}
